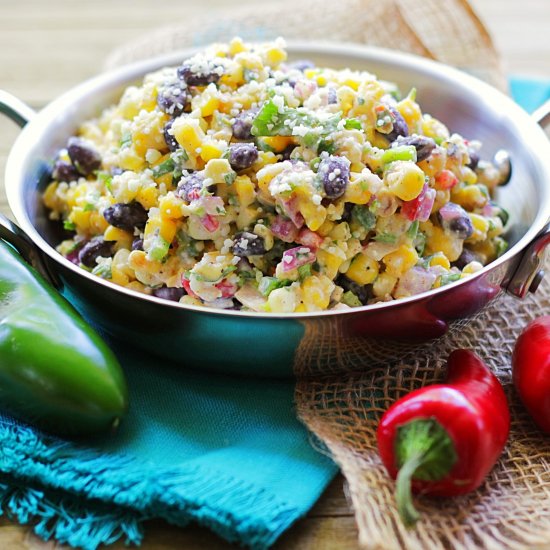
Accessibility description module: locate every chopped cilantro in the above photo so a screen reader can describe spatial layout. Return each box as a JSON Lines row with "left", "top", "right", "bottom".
{"left": 119, "top": 132, "right": 132, "bottom": 149}
{"left": 406, "top": 220, "right": 419, "bottom": 239}
{"left": 152, "top": 158, "right": 176, "bottom": 178}
{"left": 342, "top": 290, "right": 362, "bottom": 307}
{"left": 224, "top": 172, "right": 237, "bottom": 185}
{"left": 91, "top": 262, "right": 112, "bottom": 279}
{"left": 258, "top": 277, "right": 291, "bottom": 297}
{"left": 98, "top": 171, "right": 113, "bottom": 195}
{"left": 83, "top": 203, "right": 96, "bottom": 212}
{"left": 344, "top": 118, "right": 362, "bottom": 130}
{"left": 317, "top": 139, "right": 336, "bottom": 155}
{"left": 63, "top": 219, "right": 76, "bottom": 231}
{"left": 439, "top": 273, "right": 461, "bottom": 286}
{"left": 373, "top": 232, "right": 398, "bottom": 244}
{"left": 351, "top": 205, "right": 376, "bottom": 231}
{"left": 495, "top": 237, "right": 508, "bottom": 257}
{"left": 414, "top": 232, "right": 426, "bottom": 256}
{"left": 298, "top": 263, "right": 312, "bottom": 280}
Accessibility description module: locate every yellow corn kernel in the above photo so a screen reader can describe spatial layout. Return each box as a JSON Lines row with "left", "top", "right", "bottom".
{"left": 171, "top": 117, "right": 205, "bottom": 154}
{"left": 421, "top": 114, "right": 449, "bottom": 142}
{"left": 385, "top": 161, "right": 425, "bottom": 201}
{"left": 235, "top": 175, "right": 256, "bottom": 207}
{"left": 301, "top": 275, "right": 334, "bottom": 311}
{"left": 344, "top": 173, "right": 373, "bottom": 205}
{"left": 425, "top": 226, "right": 463, "bottom": 262}
{"left": 329, "top": 222, "right": 351, "bottom": 242}
{"left": 119, "top": 147, "right": 146, "bottom": 172}
{"left": 196, "top": 95, "right": 220, "bottom": 118}
{"left": 299, "top": 200, "right": 327, "bottom": 232}
{"left": 200, "top": 139, "right": 226, "bottom": 162}
{"left": 346, "top": 252, "right": 380, "bottom": 285}
{"left": 451, "top": 184, "right": 488, "bottom": 210}
{"left": 90, "top": 211, "right": 109, "bottom": 234}
{"left": 317, "top": 248, "right": 346, "bottom": 280}
{"left": 294, "top": 303, "right": 307, "bottom": 313}
{"left": 253, "top": 223, "right": 274, "bottom": 251}
{"left": 264, "top": 45, "right": 287, "bottom": 67}
{"left": 373, "top": 272, "right": 397, "bottom": 297}
{"left": 253, "top": 151, "right": 278, "bottom": 171}
{"left": 317, "top": 220, "right": 336, "bottom": 237}
{"left": 396, "top": 93, "right": 422, "bottom": 133}
{"left": 383, "top": 245, "right": 419, "bottom": 278}
{"left": 237, "top": 205, "right": 260, "bottom": 229}
{"left": 204, "top": 158, "right": 233, "bottom": 184}
{"left": 136, "top": 185, "right": 159, "bottom": 210}
{"left": 144, "top": 216, "right": 177, "bottom": 244}
{"left": 104, "top": 225, "right": 133, "bottom": 250}
{"left": 428, "top": 252, "right": 451, "bottom": 270}
{"left": 68, "top": 207, "right": 91, "bottom": 232}
{"left": 261, "top": 136, "right": 295, "bottom": 153}
{"left": 256, "top": 162, "right": 287, "bottom": 200}
{"left": 132, "top": 111, "right": 168, "bottom": 156}
{"left": 159, "top": 193, "right": 184, "bottom": 220}
{"left": 229, "top": 37, "right": 247, "bottom": 55}
{"left": 150, "top": 153, "right": 174, "bottom": 188}
{"left": 462, "top": 261, "right": 484, "bottom": 274}
{"left": 43, "top": 182, "right": 60, "bottom": 210}
{"left": 467, "top": 213, "right": 490, "bottom": 242}
{"left": 267, "top": 287, "right": 297, "bottom": 313}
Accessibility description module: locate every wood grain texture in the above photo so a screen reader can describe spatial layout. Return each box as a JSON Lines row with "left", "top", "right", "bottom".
{"left": 0, "top": 1, "right": 548, "bottom": 548}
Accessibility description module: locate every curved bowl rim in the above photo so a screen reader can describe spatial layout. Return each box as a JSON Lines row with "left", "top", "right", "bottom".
{"left": 6, "top": 40, "right": 550, "bottom": 319}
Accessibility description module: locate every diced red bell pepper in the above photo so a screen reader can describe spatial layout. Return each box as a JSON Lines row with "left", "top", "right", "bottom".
{"left": 401, "top": 183, "right": 436, "bottom": 222}
{"left": 200, "top": 214, "right": 220, "bottom": 233}
{"left": 296, "top": 228, "right": 323, "bottom": 249}
{"left": 435, "top": 169, "right": 459, "bottom": 190}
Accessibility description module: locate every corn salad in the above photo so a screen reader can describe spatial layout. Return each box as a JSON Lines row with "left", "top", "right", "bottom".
{"left": 43, "top": 38, "right": 509, "bottom": 313}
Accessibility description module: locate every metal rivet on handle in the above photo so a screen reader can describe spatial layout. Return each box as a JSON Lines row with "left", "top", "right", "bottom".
{"left": 529, "top": 270, "right": 545, "bottom": 294}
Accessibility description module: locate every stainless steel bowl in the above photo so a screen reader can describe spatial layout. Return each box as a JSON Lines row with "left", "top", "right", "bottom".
{"left": 2, "top": 42, "right": 550, "bottom": 377}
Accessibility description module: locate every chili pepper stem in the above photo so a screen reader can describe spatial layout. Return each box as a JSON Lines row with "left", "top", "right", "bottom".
{"left": 394, "top": 418, "right": 457, "bottom": 527}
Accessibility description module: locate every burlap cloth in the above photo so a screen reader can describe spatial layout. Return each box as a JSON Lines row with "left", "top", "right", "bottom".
{"left": 107, "top": 2, "right": 550, "bottom": 548}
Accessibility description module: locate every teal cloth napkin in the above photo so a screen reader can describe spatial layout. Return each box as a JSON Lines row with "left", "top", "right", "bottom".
{"left": 0, "top": 76, "right": 548, "bottom": 550}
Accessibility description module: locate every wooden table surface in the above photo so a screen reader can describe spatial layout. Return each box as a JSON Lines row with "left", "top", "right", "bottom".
{"left": 0, "top": 1, "right": 548, "bottom": 548}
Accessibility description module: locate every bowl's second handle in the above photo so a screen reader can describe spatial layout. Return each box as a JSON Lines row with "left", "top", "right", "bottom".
{"left": 505, "top": 99, "right": 550, "bottom": 298}
{"left": 0, "top": 90, "right": 62, "bottom": 288}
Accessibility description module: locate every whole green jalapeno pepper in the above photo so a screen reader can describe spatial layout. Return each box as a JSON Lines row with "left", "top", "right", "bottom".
{"left": 0, "top": 239, "right": 128, "bottom": 436}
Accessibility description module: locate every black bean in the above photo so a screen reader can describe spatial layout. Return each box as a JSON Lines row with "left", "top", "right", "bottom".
{"left": 52, "top": 160, "right": 80, "bottom": 183}
{"left": 231, "top": 231, "right": 266, "bottom": 257}
{"left": 228, "top": 143, "right": 259, "bottom": 171}
{"left": 452, "top": 248, "right": 480, "bottom": 270}
{"left": 341, "top": 202, "right": 354, "bottom": 222}
{"left": 152, "top": 286, "right": 185, "bottom": 302}
{"left": 157, "top": 84, "right": 190, "bottom": 117}
{"left": 163, "top": 120, "right": 179, "bottom": 152}
{"left": 177, "top": 62, "right": 221, "bottom": 86}
{"left": 467, "top": 149, "right": 480, "bottom": 170}
{"left": 78, "top": 237, "right": 114, "bottom": 268}
{"left": 288, "top": 60, "right": 315, "bottom": 72}
{"left": 327, "top": 87, "right": 338, "bottom": 105}
{"left": 448, "top": 216, "right": 474, "bottom": 239}
{"left": 386, "top": 107, "right": 409, "bottom": 142}
{"left": 335, "top": 275, "right": 372, "bottom": 305}
{"left": 131, "top": 238, "right": 144, "bottom": 251}
{"left": 281, "top": 144, "right": 296, "bottom": 160}
{"left": 231, "top": 109, "right": 258, "bottom": 140}
{"left": 318, "top": 155, "right": 350, "bottom": 199}
{"left": 103, "top": 201, "right": 148, "bottom": 232}
{"left": 392, "top": 135, "right": 436, "bottom": 162}
{"left": 176, "top": 172, "right": 204, "bottom": 201}
{"left": 67, "top": 137, "right": 102, "bottom": 176}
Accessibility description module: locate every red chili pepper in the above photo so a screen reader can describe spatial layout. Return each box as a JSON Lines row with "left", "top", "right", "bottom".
{"left": 377, "top": 349, "right": 509, "bottom": 526}
{"left": 512, "top": 316, "right": 550, "bottom": 433}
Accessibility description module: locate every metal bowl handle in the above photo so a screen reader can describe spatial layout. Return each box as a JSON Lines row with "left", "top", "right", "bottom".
{"left": 0, "top": 90, "right": 62, "bottom": 288}
{"left": 505, "top": 99, "right": 550, "bottom": 298}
